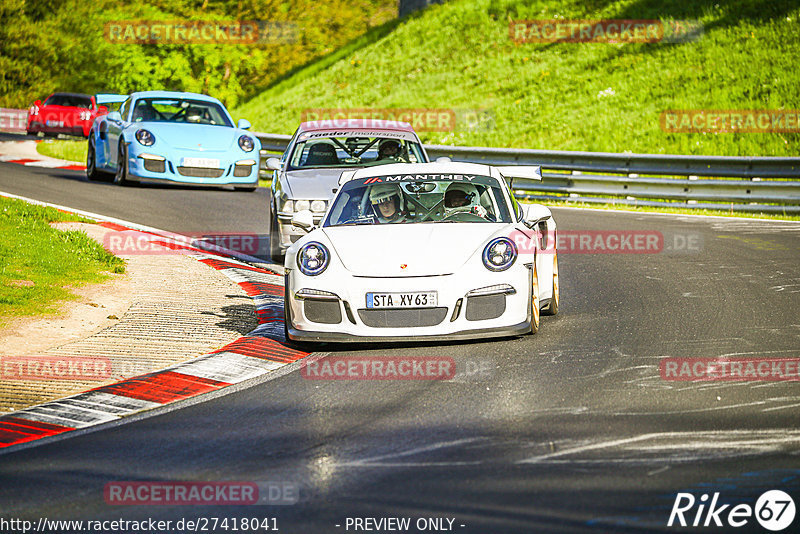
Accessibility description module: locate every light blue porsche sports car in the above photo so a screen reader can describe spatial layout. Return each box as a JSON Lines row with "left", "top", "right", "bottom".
{"left": 86, "top": 91, "right": 260, "bottom": 191}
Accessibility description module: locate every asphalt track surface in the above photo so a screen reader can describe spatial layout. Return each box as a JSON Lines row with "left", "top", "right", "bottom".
{"left": 1, "top": 156, "right": 799, "bottom": 533}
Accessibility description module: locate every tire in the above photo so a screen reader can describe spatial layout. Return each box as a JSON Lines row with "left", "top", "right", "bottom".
{"left": 270, "top": 206, "right": 284, "bottom": 263}
{"left": 529, "top": 263, "right": 540, "bottom": 334}
{"left": 86, "top": 138, "right": 112, "bottom": 182}
{"left": 283, "top": 279, "right": 314, "bottom": 351}
{"left": 283, "top": 276, "right": 293, "bottom": 343}
{"left": 542, "top": 253, "right": 559, "bottom": 316}
{"left": 114, "top": 141, "right": 131, "bottom": 186}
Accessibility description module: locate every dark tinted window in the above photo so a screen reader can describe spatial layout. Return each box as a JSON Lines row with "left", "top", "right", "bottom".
{"left": 44, "top": 94, "right": 93, "bottom": 109}
{"left": 130, "top": 98, "right": 232, "bottom": 127}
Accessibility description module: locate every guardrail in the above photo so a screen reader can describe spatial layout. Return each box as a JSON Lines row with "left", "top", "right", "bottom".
{"left": 255, "top": 131, "right": 800, "bottom": 214}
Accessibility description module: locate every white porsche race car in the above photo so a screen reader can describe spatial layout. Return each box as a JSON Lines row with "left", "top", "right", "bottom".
{"left": 284, "top": 162, "right": 559, "bottom": 343}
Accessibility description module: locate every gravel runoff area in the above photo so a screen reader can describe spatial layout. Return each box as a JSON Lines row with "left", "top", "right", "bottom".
{"left": 0, "top": 222, "right": 259, "bottom": 414}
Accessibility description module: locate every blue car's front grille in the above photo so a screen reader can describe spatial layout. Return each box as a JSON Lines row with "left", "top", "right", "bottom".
{"left": 233, "top": 163, "right": 254, "bottom": 177}
{"left": 143, "top": 159, "right": 165, "bottom": 173}
{"left": 177, "top": 166, "right": 224, "bottom": 178}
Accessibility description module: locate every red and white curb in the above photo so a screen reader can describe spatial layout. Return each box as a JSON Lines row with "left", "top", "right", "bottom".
{"left": 0, "top": 193, "right": 307, "bottom": 451}
{"left": 0, "top": 152, "right": 86, "bottom": 171}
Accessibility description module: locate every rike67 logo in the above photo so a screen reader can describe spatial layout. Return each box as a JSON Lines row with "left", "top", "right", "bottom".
{"left": 668, "top": 490, "right": 795, "bottom": 531}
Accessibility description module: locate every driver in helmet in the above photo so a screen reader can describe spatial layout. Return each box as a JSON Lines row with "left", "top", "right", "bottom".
{"left": 444, "top": 182, "right": 489, "bottom": 219}
{"left": 369, "top": 183, "right": 408, "bottom": 223}
{"left": 376, "top": 139, "right": 404, "bottom": 162}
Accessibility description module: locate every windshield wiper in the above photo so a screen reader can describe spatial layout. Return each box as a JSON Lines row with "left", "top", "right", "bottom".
{"left": 335, "top": 218, "right": 376, "bottom": 226}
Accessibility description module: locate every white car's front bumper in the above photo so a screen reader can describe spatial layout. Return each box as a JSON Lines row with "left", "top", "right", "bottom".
{"left": 285, "top": 262, "right": 534, "bottom": 343}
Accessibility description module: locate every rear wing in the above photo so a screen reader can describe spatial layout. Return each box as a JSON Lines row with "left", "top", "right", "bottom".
{"left": 495, "top": 166, "right": 542, "bottom": 181}
{"left": 95, "top": 93, "right": 128, "bottom": 105}
{"left": 338, "top": 170, "right": 357, "bottom": 185}
{"left": 338, "top": 165, "right": 542, "bottom": 186}
{"left": 496, "top": 165, "right": 541, "bottom": 191}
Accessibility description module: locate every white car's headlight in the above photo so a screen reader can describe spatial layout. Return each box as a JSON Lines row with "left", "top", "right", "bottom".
{"left": 311, "top": 200, "right": 326, "bottom": 213}
{"left": 281, "top": 199, "right": 294, "bottom": 213}
{"left": 297, "top": 242, "right": 330, "bottom": 276}
{"left": 482, "top": 237, "right": 517, "bottom": 271}
{"left": 295, "top": 200, "right": 310, "bottom": 212}
{"left": 135, "top": 129, "right": 155, "bottom": 146}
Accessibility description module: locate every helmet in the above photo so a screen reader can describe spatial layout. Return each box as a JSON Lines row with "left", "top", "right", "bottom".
{"left": 444, "top": 182, "right": 481, "bottom": 211}
{"left": 378, "top": 139, "right": 401, "bottom": 158}
{"left": 369, "top": 183, "right": 405, "bottom": 221}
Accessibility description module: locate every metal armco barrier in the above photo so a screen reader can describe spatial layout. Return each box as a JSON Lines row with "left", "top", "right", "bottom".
{"left": 246, "top": 131, "right": 800, "bottom": 215}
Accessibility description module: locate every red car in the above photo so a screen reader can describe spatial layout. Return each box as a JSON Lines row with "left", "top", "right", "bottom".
{"left": 27, "top": 93, "right": 108, "bottom": 138}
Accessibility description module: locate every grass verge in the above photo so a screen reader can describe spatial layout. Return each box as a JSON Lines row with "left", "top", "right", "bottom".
{"left": 35, "top": 139, "right": 87, "bottom": 164}
{"left": 0, "top": 196, "right": 125, "bottom": 326}
{"left": 235, "top": 0, "right": 800, "bottom": 157}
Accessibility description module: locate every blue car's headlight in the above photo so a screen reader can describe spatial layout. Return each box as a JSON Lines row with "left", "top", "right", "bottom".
{"left": 482, "top": 237, "right": 517, "bottom": 271}
{"left": 297, "top": 242, "right": 330, "bottom": 276}
{"left": 238, "top": 135, "right": 255, "bottom": 152}
{"left": 135, "top": 129, "right": 155, "bottom": 146}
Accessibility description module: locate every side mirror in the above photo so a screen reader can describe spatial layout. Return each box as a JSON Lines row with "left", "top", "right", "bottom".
{"left": 237, "top": 119, "right": 251, "bottom": 130}
{"left": 524, "top": 204, "right": 552, "bottom": 226}
{"left": 435, "top": 156, "right": 452, "bottom": 163}
{"left": 523, "top": 204, "right": 553, "bottom": 249}
{"left": 106, "top": 111, "right": 122, "bottom": 122}
{"left": 291, "top": 209, "right": 314, "bottom": 232}
{"left": 34, "top": 100, "right": 42, "bottom": 107}
{"left": 98, "top": 105, "right": 108, "bottom": 114}
{"left": 266, "top": 157, "right": 282, "bottom": 171}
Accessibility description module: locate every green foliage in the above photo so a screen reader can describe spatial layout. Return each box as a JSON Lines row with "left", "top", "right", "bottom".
{"left": 234, "top": 0, "right": 800, "bottom": 156}
{"left": 0, "top": 0, "right": 397, "bottom": 109}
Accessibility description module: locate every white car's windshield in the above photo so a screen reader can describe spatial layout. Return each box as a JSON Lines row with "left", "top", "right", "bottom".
{"left": 325, "top": 174, "right": 512, "bottom": 226}
{"left": 287, "top": 136, "right": 426, "bottom": 169}
{"left": 131, "top": 98, "right": 233, "bottom": 127}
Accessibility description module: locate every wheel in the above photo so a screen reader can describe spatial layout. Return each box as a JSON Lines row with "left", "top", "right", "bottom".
{"left": 283, "top": 277, "right": 293, "bottom": 343}
{"left": 270, "top": 206, "right": 284, "bottom": 263}
{"left": 529, "top": 264, "right": 540, "bottom": 334}
{"left": 542, "top": 253, "right": 559, "bottom": 316}
{"left": 114, "top": 141, "right": 131, "bottom": 186}
{"left": 86, "top": 138, "right": 112, "bottom": 182}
